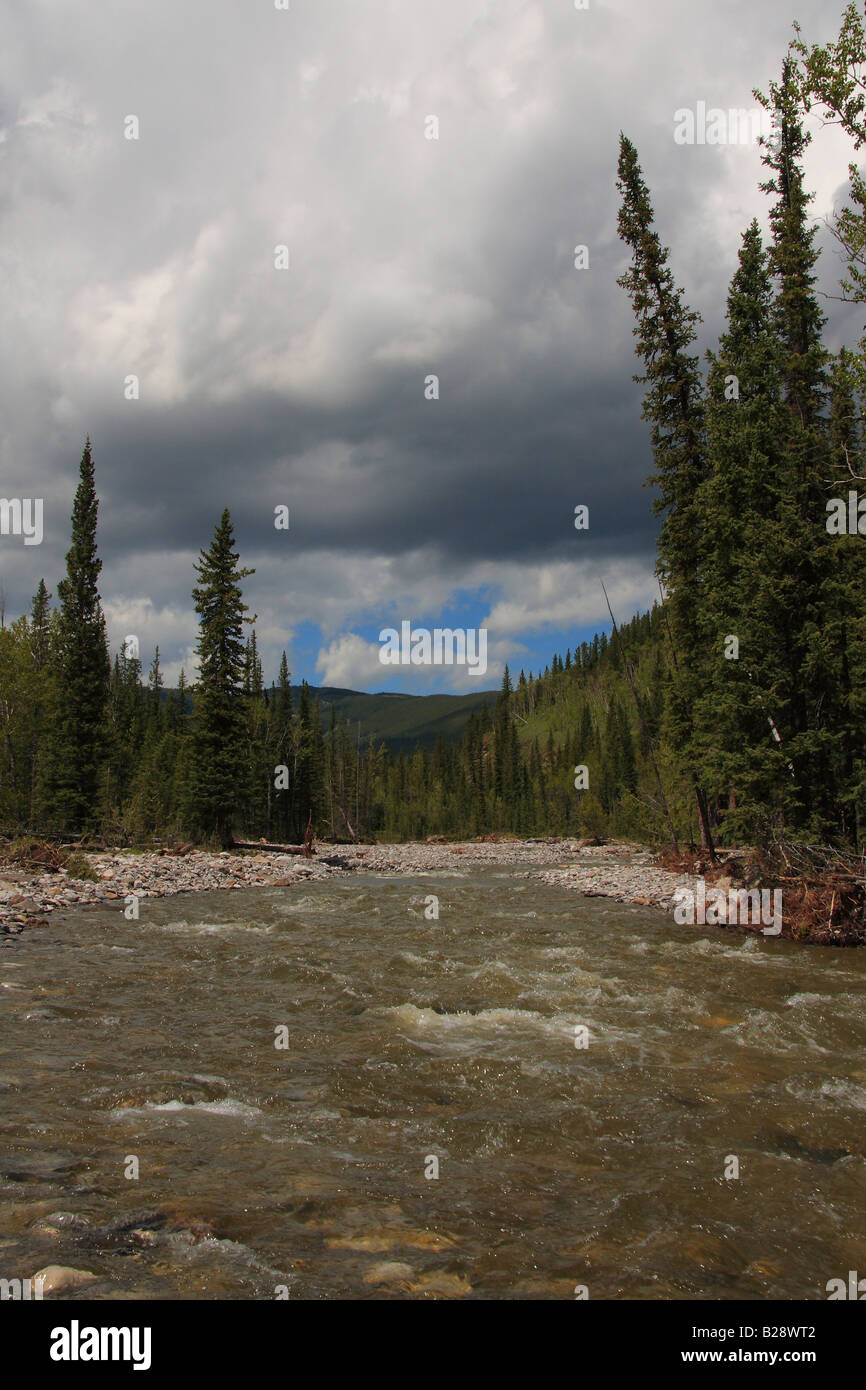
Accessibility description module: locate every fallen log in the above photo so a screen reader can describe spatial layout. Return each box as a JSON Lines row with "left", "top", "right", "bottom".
{"left": 231, "top": 839, "right": 315, "bottom": 856}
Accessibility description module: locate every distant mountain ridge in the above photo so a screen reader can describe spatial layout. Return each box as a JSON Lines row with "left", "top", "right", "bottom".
{"left": 161, "top": 683, "right": 498, "bottom": 751}
{"left": 296, "top": 685, "right": 499, "bottom": 750}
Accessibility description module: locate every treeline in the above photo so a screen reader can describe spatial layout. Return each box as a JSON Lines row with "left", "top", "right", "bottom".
{"left": 0, "top": 492, "right": 668, "bottom": 843}
{"left": 0, "top": 514, "right": 730, "bottom": 850}
{"left": 0, "top": 435, "right": 862, "bottom": 848}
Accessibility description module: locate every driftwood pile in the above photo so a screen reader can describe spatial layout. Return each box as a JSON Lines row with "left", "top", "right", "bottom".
{"left": 232, "top": 811, "right": 317, "bottom": 858}
{"left": 0, "top": 839, "right": 66, "bottom": 873}
{"left": 657, "top": 840, "right": 866, "bottom": 945}
{"left": 758, "top": 840, "right": 866, "bottom": 946}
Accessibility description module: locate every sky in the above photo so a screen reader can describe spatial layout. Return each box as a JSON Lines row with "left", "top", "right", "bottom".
{"left": 0, "top": 0, "right": 860, "bottom": 693}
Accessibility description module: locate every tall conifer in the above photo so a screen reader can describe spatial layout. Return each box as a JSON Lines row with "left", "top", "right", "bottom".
{"left": 616, "top": 135, "right": 715, "bottom": 854}
{"left": 40, "top": 439, "right": 110, "bottom": 831}
{"left": 190, "top": 509, "right": 255, "bottom": 847}
{"left": 756, "top": 62, "right": 835, "bottom": 838}
{"left": 698, "top": 221, "right": 792, "bottom": 839}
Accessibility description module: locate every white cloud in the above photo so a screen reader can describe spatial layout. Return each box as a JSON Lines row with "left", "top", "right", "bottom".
{"left": 315, "top": 633, "right": 388, "bottom": 689}
{"left": 479, "top": 556, "right": 658, "bottom": 638}
{"left": 306, "top": 551, "right": 654, "bottom": 691}
{"left": 102, "top": 594, "right": 199, "bottom": 684}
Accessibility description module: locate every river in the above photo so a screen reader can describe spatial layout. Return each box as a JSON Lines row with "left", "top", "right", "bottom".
{"left": 2, "top": 863, "right": 864, "bottom": 1299}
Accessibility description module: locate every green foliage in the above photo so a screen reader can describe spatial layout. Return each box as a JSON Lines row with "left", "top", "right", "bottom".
{"left": 189, "top": 509, "right": 255, "bottom": 847}
{"left": 577, "top": 793, "right": 607, "bottom": 841}
{"left": 616, "top": 133, "right": 715, "bottom": 853}
{"left": 62, "top": 850, "right": 98, "bottom": 882}
{"left": 792, "top": 4, "right": 866, "bottom": 393}
{"left": 37, "top": 441, "right": 110, "bottom": 833}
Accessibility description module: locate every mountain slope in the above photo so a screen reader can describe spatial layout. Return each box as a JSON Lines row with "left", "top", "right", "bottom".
{"left": 162, "top": 683, "right": 498, "bottom": 751}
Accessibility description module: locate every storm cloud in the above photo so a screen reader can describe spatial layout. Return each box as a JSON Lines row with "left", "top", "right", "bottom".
{"left": 0, "top": 0, "right": 857, "bottom": 688}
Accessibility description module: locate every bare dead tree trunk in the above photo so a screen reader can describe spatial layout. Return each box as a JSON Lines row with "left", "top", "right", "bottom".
{"left": 302, "top": 808, "right": 315, "bottom": 857}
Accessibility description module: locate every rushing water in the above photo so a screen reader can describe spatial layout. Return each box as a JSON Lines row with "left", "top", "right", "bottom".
{"left": 1, "top": 861, "right": 865, "bottom": 1300}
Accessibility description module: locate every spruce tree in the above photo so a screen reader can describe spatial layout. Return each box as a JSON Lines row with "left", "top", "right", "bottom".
{"left": 756, "top": 61, "right": 835, "bottom": 839}
{"left": 190, "top": 509, "right": 255, "bottom": 847}
{"left": 109, "top": 643, "right": 147, "bottom": 821}
{"left": 27, "top": 580, "right": 53, "bottom": 824}
{"left": 40, "top": 439, "right": 110, "bottom": 832}
{"left": 616, "top": 135, "right": 715, "bottom": 855}
{"left": 697, "top": 220, "right": 793, "bottom": 840}
{"left": 241, "top": 630, "right": 268, "bottom": 835}
{"left": 147, "top": 647, "right": 164, "bottom": 725}
{"left": 293, "top": 681, "right": 318, "bottom": 840}
{"left": 493, "top": 665, "right": 514, "bottom": 807}
{"left": 827, "top": 348, "right": 866, "bottom": 844}
{"left": 30, "top": 580, "right": 52, "bottom": 672}
{"left": 169, "top": 669, "right": 189, "bottom": 731}
{"left": 271, "top": 651, "right": 294, "bottom": 841}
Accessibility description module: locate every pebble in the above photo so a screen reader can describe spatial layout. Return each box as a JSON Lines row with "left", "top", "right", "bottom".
{"left": 533, "top": 861, "right": 696, "bottom": 911}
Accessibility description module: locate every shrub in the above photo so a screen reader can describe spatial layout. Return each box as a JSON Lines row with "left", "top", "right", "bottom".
{"left": 62, "top": 851, "right": 98, "bottom": 882}
{"left": 577, "top": 793, "right": 607, "bottom": 842}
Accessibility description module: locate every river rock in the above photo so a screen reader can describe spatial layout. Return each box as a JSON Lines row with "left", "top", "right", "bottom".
{"left": 32, "top": 1264, "right": 100, "bottom": 1293}
{"left": 326, "top": 1232, "right": 398, "bottom": 1252}
{"left": 364, "top": 1260, "right": 415, "bottom": 1285}
{"left": 31, "top": 1211, "right": 92, "bottom": 1236}
{"left": 407, "top": 1271, "right": 472, "bottom": 1297}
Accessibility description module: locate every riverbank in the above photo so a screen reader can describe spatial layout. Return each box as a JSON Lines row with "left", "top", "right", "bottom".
{"left": 0, "top": 836, "right": 861, "bottom": 944}
{"left": 0, "top": 838, "right": 680, "bottom": 934}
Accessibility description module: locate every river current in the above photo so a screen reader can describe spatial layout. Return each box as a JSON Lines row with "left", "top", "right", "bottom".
{"left": 1, "top": 864, "right": 864, "bottom": 1299}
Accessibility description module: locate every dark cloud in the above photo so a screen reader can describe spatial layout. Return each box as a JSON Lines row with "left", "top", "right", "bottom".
{"left": 0, "top": 0, "right": 854, "bottom": 685}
